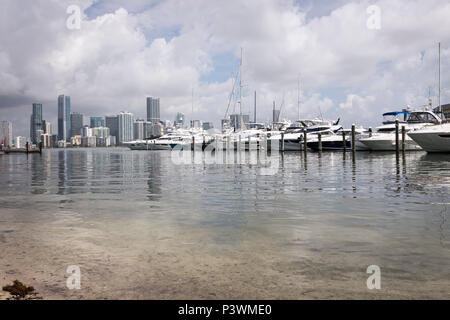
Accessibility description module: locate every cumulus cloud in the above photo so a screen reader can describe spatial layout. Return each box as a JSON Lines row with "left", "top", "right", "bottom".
{"left": 0, "top": 0, "right": 450, "bottom": 137}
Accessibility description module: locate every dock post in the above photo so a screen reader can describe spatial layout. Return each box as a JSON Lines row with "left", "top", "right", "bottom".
{"left": 26, "top": 142, "right": 29, "bottom": 154}
{"left": 281, "top": 132, "right": 285, "bottom": 152}
{"left": 368, "top": 127, "right": 372, "bottom": 138}
{"left": 351, "top": 124, "right": 356, "bottom": 153}
{"left": 238, "top": 135, "right": 242, "bottom": 152}
{"left": 303, "top": 129, "right": 307, "bottom": 154}
{"left": 191, "top": 136, "right": 195, "bottom": 151}
{"left": 318, "top": 133, "right": 322, "bottom": 152}
{"left": 202, "top": 135, "right": 206, "bottom": 151}
{"left": 342, "top": 131, "right": 346, "bottom": 152}
{"left": 401, "top": 125, "right": 406, "bottom": 153}
{"left": 247, "top": 136, "right": 251, "bottom": 151}
{"left": 395, "top": 120, "right": 399, "bottom": 153}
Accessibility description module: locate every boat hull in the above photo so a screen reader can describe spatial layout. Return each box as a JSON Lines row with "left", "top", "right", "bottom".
{"left": 408, "top": 131, "right": 450, "bottom": 152}
{"left": 359, "top": 135, "right": 422, "bottom": 151}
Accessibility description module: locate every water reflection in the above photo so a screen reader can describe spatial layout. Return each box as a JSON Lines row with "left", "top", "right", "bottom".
{"left": 146, "top": 152, "right": 162, "bottom": 202}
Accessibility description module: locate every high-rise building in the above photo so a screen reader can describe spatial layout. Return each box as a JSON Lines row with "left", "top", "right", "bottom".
{"left": 15, "top": 136, "right": 26, "bottom": 149}
{"left": 42, "top": 120, "right": 52, "bottom": 135}
{"left": 58, "top": 95, "right": 71, "bottom": 142}
{"left": 90, "top": 116, "right": 105, "bottom": 128}
{"left": 0, "top": 121, "right": 13, "bottom": 146}
{"left": 30, "top": 103, "right": 43, "bottom": 144}
{"left": 202, "top": 122, "right": 213, "bottom": 131}
{"left": 174, "top": 112, "right": 185, "bottom": 127}
{"left": 70, "top": 112, "right": 83, "bottom": 137}
{"left": 118, "top": 112, "right": 134, "bottom": 144}
{"left": 41, "top": 120, "right": 52, "bottom": 148}
{"left": 190, "top": 120, "right": 201, "bottom": 129}
{"left": 230, "top": 114, "right": 249, "bottom": 130}
{"left": 105, "top": 115, "right": 119, "bottom": 146}
{"left": 272, "top": 101, "right": 280, "bottom": 122}
{"left": 146, "top": 97, "right": 160, "bottom": 124}
{"left": 134, "top": 119, "right": 146, "bottom": 140}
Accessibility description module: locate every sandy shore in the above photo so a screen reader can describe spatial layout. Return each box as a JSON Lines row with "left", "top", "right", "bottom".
{"left": 1, "top": 206, "right": 449, "bottom": 300}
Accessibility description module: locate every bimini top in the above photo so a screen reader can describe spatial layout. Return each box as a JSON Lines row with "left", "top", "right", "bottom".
{"left": 382, "top": 111, "right": 410, "bottom": 117}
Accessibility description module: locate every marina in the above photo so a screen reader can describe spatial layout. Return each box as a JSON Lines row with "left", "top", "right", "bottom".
{"left": 2, "top": 0, "right": 450, "bottom": 305}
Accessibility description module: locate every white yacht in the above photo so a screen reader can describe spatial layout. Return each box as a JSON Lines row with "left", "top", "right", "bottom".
{"left": 306, "top": 127, "right": 370, "bottom": 151}
{"left": 266, "top": 118, "right": 342, "bottom": 151}
{"left": 125, "top": 130, "right": 212, "bottom": 150}
{"left": 359, "top": 110, "right": 441, "bottom": 151}
{"left": 408, "top": 122, "right": 450, "bottom": 152}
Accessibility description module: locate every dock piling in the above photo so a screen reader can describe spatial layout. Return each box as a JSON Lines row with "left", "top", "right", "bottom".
{"left": 303, "top": 130, "right": 307, "bottom": 154}
{"left": 401, "top": 125, "right": 406, "bottom": 153}
{"left": 395, "top": 120, "right": 399, "bottom": 153}
{"left": 351, "top": 124, "right": 356, "bottom": 153}
{"left": 342, "top": 131, "right": 346, "bottom": 153}
{"left": 281, "top": 132, "right": 285, "bottom": 152}
{"left": 318, "top": 133, "right": 322, "bottom": 152}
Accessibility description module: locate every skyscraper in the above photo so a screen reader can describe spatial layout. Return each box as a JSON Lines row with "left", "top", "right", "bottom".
{"left": 0, "top": 121, "right": 13, "bottom": 147}
{"left": 58, "top": 95, "right": 71, "bottom": 142}
{"left": 70, "top": 113, "right": 83, "bottom": 137}
{"left": 90, "top": 116, "right": 105, "bottom": 128}
{"left": 272, "top": 101, "right": 280, "bottom": 122}
{"left": 134, "top": 119, "right": 146, "bottom": 140}
{"left": 146, "top": 97, "right": 160, "bottom": 124}
{"left": 230, "top": 114, "right": 249, "bottom": 130}
{"left": 174, "top": 112, "right": 185, "bottom": 128}
{"left": 30, "top": 103, "right": 43, "bottom": 144}
{"left": 118, "top": 112, "right": 134, "bottom": 144}
{"left": 105, "top": 115, "right": 119, "bottom": 145}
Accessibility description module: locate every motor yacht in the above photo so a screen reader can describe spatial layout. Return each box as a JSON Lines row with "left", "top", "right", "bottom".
{"left": 359, "top": 110, "right": 441, "bottom": 151}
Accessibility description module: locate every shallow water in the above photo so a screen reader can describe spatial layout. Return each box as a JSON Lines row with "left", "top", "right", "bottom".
{"left": 0, "top": 148, "right": 449, "bottom": 299}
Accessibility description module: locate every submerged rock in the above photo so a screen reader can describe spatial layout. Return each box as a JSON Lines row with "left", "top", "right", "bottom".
{"left": 2, "top": 280, "right": 41, "bottom": 300}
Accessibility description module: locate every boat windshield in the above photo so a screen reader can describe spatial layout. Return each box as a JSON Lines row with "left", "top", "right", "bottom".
{"left": 407, "top": 112, "right": 440, "bottom": 123}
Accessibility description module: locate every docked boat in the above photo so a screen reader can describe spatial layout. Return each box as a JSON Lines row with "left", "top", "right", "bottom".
{"left": 306, "top": 127, "right": 370, "bottom": 151}
{"left": 267, "top": 118, "right": 342, "bottom": 151}
{"left": 408, "top": 122, "right": 450, "bottom": 152}
{"left": 125, "top": 130, "right": 212, "bottom": 150}
{"left": 358, "top": 110, "right": 441, "bottom": 151}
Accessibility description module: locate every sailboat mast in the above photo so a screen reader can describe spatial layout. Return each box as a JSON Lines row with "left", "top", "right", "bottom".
{"left": 297, "top": 75, "right": 300, "bottom": 120}
{"left": 191, "top": 87, "right": 194, "bottom": 128}
{"left": 439, "top": 42, "right": 441, "bottom": 114}
{"left": 254, "top": 90, "right": 256, "bottom": 123}
{"left": 239, "top": 47, "right": 243, "bottom": 118}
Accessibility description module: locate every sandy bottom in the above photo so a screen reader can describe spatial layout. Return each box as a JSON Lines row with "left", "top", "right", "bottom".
{"left": 1, "top": 206, "right": 449, "bottom": 300}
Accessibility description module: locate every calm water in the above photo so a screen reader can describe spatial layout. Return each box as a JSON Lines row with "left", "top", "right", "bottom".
{"left": 0, "top": 148, "right": 450, "bottom": 299}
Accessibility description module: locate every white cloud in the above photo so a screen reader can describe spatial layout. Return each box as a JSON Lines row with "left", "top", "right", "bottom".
{"left": 1, "top": 0, "right": 450, "bottom": 137}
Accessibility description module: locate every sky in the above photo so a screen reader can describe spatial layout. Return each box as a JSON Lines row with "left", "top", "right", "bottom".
{"left": 1, "top": 0, "right": 450, "bottom": 138}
